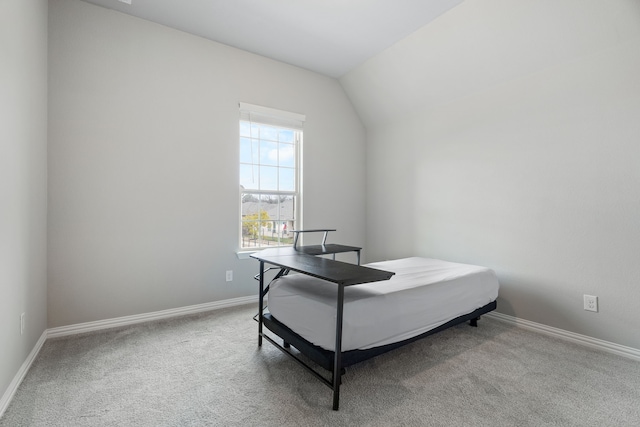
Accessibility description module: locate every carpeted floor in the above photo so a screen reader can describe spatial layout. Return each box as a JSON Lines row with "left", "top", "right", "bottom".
{"left": 1, "top": 304, "right": 639, "bottom": 426}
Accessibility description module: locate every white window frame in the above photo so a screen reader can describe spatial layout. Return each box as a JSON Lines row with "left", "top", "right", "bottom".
{"left": 239, "top": 103, "right": 304, "bottom": 251}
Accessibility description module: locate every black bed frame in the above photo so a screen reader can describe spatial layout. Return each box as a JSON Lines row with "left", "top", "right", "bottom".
{"left": 251, "top": 231, "right": 497, "bottom": 410}
{"left": 261, "top": 301, "right": 496, "bottom": 373}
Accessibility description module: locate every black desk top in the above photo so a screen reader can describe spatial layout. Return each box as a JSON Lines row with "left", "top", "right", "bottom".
{"left": 251, "top": 247, "right": 394, "bottom": 286}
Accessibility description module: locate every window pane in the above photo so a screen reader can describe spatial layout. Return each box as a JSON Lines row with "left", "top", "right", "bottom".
{"left": 258, "top": 194, "right": 276, "bottom": 221}
{"left": 258, "top": 125, "right": 279, "bottom": 142}
{"left": 278, "top": 196, "right": 295, "bottom": 223}
{"left": 240, "top": 164, "right": 259, "bottom": 190}
{"left": 278, "top": 196, "right": 295, "bottom": 245}
{"left": 260, "top": 139, "right": 278, "bottom": 166}
{"left": 279, "top": 129, "right": 294, "bottom": 143}
{"left": 241, "top": 219, "right": 265, "bottom": 248}
{"left": 279, "top": 167, "right": 295, "bottom": 192}
{"left": 241, "top": 194, "right": 268, "bottom": 248}
{"left": 240, "top": 137, "right": 259, "bottom": 164}
{"left": 241, "top": 193, "right": 297, "bottom": 248}
{"left": 278, "top": 142, "right": 295, "bottom": 168}
{"left": 241, "top": 193, "right": 259, "bottom": 217}
{"left": 240, "top": 121, "right": 251, "bottom": 137}
{"left": 259, "top": 165, "right": 278, "bottom": 191}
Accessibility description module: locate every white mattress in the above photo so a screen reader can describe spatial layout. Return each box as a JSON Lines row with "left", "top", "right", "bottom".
{"left": 267, "top": 257, "right": 499, "bottom": 351}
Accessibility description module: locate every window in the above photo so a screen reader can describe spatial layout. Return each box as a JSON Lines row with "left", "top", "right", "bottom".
{"left": 239, "top": 103, "right": 304, "bottom": 249}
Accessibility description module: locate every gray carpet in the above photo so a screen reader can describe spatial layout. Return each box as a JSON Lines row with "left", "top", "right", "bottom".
{"left": 1, "top": 304, "right": 639, "bottom": 426}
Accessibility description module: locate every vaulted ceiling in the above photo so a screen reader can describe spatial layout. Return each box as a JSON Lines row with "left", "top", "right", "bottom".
{"left": 81, "top": 0, "right": 464, "bottom": 78}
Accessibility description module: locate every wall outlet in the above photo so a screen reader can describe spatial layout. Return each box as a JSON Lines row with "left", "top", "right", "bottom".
{"left": 20, "top": 313, "right": 25, "bottom": 335}
{"left": 584, "top": 295, "right": 598, "bottom": 312}
{"left": 226, "top": 270, "right": 233, "bottom": 282}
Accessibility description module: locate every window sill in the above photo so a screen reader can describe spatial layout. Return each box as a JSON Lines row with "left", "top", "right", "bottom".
{"left": 237, "top": 245, "right": 295, "bottom": 259}
{"left": 236, "top": 251, "right": 256, "bottom": 260}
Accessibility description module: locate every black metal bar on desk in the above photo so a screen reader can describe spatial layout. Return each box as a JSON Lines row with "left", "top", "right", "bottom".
{"left": 291, "top": 229, "right": 337, "bottom": 250}
{"left": 260, "top": 332, "right": 333, "bottom": 388}
{"left": 333, "top": 284, "right": 345, "bottom": 410}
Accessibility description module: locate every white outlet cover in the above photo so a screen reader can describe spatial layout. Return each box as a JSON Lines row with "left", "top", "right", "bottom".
{"left": 584, "top": 295, "right": 598, "bottom": 312}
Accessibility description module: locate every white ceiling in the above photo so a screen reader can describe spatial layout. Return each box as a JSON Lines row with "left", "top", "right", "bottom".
{"left": 80, "top": 0, "right": 464, "bottom": 78}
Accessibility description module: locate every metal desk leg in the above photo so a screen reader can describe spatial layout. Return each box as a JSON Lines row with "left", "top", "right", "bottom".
{"left": 333, "top": 285, "right": 345, "bottom": 410}
{"left": 258, "top": 261, "right": 264, "bottom": 347}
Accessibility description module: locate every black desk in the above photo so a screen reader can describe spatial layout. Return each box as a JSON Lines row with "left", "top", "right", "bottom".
{"left": 250, "top": 244, "right": 392, "bottom": 288}
{"left": 251, "top": 245, "right": 394, "bottom": 410}
{"left": 289, "top": 229, "right": 361, "bottom": 264}
{"left": 292, "top": 244, "right": 361, "bottom": 263}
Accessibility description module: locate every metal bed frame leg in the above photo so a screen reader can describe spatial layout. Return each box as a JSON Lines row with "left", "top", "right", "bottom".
{"left": 332, "top": 285, "right": 345, "bottom": 410}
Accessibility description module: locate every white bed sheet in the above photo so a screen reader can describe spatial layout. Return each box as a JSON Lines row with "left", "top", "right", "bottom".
{"left": 267, "top": 257, "right": 499, "bottom": 352}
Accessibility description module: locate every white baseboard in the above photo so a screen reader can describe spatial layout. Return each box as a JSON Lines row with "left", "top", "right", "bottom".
{"left": 1, "top": 296, "right": 258, "bottom": 418}
{"left": 0, "top": 330, "right": 47, "bottom": 419}
{"left": 47, "top": 295, "right": 257, "bottom": 338}
{"left": 3, "top": 300, "right": 638, "bottom": 420}
{"left": 486, "top": 312, "right": 640, "bottom": 362}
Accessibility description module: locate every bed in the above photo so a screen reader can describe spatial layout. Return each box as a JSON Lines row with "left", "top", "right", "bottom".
{"left": 251, "top": 241, "right": 499, "bottom": 410}
{"left": 268, "top": 257, "right": 499, "bottom": 352}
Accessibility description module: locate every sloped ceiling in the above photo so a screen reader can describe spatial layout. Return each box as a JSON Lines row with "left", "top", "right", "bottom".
{"left": 339, "top": 0, "right": 640, "bottom": 127}
{"left": 80, "top": 0, "right": 464, "bottom": 78}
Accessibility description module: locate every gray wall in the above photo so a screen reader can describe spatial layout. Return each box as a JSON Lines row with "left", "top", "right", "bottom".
{"left": 0, "top": 0, "right": 48, "bottom": 402}
{"left": 341, "top": 0, "right": 640, "bottom": 349}
{"left": 48, "top": 0, "right": 366, "bottom": 328}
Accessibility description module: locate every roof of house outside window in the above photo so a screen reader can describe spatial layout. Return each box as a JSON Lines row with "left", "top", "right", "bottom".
{"left": 241, "top": 198, "right": 294, "bottom": 221}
